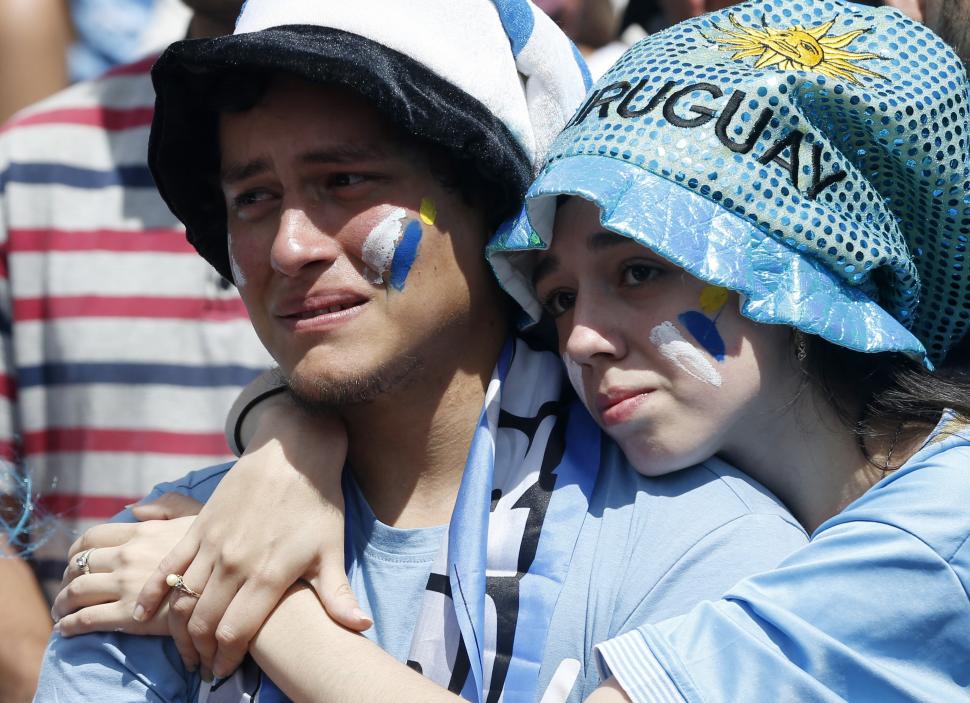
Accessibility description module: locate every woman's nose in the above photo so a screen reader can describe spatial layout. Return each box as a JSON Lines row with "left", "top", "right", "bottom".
{"left": 563, "top": 297, "right": 625, "bottom": 364}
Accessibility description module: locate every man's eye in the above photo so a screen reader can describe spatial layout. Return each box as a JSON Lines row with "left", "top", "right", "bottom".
{"left": 621, "top": 263, "right": 662, "bottom": 286}
{"left": 330, "top": 173, "right": 368, "bottom": 188}
{"left": 542, "top": 289, "right": 576, "bottom": 317}
{"left": 230, "top": 190, "right": 276, "bottom": 218}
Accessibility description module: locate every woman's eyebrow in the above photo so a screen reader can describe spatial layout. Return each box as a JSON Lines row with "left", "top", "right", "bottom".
{"left": 532, "top": 255, "right": 559, "bottom": 286}
{"left": 587, "top": 231, "right": 629, "bottom": 251}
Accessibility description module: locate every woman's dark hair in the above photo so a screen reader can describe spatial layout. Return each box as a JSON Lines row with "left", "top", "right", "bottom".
{"left": 800, "top": 334, "right": 970, "bottom": 467}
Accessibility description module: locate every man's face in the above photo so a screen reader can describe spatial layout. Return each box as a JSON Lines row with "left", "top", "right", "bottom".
{"left": 219, "top": 78, "right": 504, "bottom": 405}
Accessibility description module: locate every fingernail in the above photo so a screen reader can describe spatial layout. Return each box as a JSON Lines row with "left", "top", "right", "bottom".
{"left": 52, "top": 622, "right": 61, "bottom": 633}
{"left": 353, "top": 608, "right": 373, "bottom": 624}
{"left": 132, "top": 605, "right": 146, "bottom": 622}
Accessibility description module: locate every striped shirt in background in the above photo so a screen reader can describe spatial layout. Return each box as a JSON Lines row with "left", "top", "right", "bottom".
{"left": 0, "top": 56, "right": 273, "bottom": 600}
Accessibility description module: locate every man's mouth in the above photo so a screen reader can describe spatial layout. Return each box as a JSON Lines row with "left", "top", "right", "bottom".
{"left": 275, "top": 294, "right": 369, "bottom": 330}
{"left": 288, "top": 302, "right": 361, "bottom": 319}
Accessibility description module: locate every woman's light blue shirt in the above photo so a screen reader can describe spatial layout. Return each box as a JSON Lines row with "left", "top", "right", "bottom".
{"left": 598, "top": 412, "right": 970, "bottom": 702}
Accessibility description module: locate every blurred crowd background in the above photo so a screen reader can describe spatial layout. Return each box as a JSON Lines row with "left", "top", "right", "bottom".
{"left": 2, "top": 0, "right": 966, "bottom": 123}
{"left": 0, "top": 0, "right": 967, "bottom": 701}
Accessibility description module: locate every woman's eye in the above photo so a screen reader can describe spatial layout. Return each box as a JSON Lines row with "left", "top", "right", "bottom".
{"left": 542, "top": 289, "right": 576, "bottom": 317}
{"left": 621, "top": 263, "right": 661, "bottom": 286}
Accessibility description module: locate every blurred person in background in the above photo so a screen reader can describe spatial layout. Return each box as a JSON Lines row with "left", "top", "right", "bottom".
{"left": 538, "top": 0, "right": 619, "bottom": 48}
{"left": 887, "top": 0, "right": 970, "bottom": 65}
{"left": 0, "top": 0, "right": 190, "bottom": 123}
{"left": 0, "top": 2, "right": 266, "bottom": 701}
{"left": 0, "top": 0, "right": 72, "bottom": 123}
{"left": 618, "top": 0, "right": 970, "bottom": 59}
{"left": 67, "top": 0, "right": 192, "bottom": 83}
{"left": 618, "top": 0, "right": 738, "bottom": 33}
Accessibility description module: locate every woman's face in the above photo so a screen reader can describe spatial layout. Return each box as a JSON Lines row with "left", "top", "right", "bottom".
{"left": 534, "top": 197, "right": 801, "bottom": 475}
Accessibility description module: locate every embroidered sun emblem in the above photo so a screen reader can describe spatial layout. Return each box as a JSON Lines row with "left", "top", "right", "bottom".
{"left": 703, "top": 14, "right": 887, "bottom": 85}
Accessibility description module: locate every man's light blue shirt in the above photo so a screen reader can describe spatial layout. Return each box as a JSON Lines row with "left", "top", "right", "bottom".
{"left": 36, "top": 441, "right": 807, "bottom": 702}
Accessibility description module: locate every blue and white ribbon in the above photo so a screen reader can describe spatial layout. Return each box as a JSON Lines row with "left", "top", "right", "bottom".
{"left": 407, "top": 338, "right": 601, "bottom": 702}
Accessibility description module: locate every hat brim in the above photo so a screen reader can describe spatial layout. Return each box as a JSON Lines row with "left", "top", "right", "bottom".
{"left": 488, "top": 154, "right": 928, "bottom": 364}
{"left": 149, "top": 25, "right": 532, "bottom": 281}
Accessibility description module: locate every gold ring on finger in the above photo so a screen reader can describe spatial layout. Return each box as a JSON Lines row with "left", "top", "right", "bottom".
{"left": 165, "top": 573, "right": 202, "bottom": 599}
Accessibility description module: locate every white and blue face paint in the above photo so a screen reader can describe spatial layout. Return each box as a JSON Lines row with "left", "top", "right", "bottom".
{"left": 649, "top": 321, "right": 722, "bottom": 387}
{"left": 362, "top": 206, "right": 424, "bottom": 291}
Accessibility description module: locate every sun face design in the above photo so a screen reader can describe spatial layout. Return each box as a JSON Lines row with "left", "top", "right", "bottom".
{"left": 703, "top": 14, "right": 887, "bottom": 84}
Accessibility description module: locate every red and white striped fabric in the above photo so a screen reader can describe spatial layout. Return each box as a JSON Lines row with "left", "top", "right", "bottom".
{"left": 0, "top": 56, "right": 272, "bottom": 598}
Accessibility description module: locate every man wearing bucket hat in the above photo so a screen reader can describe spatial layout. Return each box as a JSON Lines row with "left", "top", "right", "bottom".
{"left": 35, "top": 1, "right": 812, "bottom": 701}
{"left": 0, "top": 2, "right": 264, "bottom": 700}
{"left": 487, "top": 0, "right": 970, "bottom": 700}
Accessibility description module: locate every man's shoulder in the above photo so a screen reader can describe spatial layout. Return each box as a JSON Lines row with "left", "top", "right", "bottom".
{"left": 115, "top": 462, "right": 235, "bottom": 522}
{"left": 581, "top": 443, "right": 806, "bottom": 604}
{"left": 593, "top": 442, "right": 800, "bottom": 530}
{"left": 547, "top": 444, "right": 807, "bottom": 699}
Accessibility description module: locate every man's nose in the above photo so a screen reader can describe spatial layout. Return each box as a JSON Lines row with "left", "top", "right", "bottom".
{"left": 270, "top": 207, "right": 340, "bottom": 276}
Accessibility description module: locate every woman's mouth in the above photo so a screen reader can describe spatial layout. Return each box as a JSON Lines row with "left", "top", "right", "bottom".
{"left": 597, "top": 388, "right": 654, "bottom": 426}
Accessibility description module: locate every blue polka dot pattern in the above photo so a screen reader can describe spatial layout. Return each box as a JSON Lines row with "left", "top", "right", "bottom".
{"left": 495, "top": 0, "right": 970, "bottom": 364}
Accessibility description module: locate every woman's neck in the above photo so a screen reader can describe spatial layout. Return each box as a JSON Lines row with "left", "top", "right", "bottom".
{"left": 720, "top": 387, "right": 927, "bottom": 534}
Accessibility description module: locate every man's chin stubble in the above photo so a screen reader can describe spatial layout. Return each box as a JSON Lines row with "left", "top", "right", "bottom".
{"left": 278, "top": 354, "right": 422, "bottom": 412}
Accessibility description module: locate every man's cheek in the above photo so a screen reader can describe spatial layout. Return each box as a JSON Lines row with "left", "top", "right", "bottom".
{"left": 227, "top": 230, "right": 273, "bottom": 289}
{"left": 358, "top": 206, "right": 425, "bottom": 291}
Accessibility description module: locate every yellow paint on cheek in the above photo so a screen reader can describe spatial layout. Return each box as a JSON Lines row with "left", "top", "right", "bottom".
{"left": 420, "top": 197, "right": 437, "bottom": 225}
{"left": 699, "top": 285, "right": 729, "bottom": 314}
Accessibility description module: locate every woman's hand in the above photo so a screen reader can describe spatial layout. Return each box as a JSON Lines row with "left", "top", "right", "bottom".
{"left": 131, "top": 393, "right": 366, "bottom": 680}
{"left": 53, "top": 513, "right": 198, "bottom": 639}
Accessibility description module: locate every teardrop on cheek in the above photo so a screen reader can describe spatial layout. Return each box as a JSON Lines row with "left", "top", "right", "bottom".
{"left": 227, "top": 233, "right": 248, "bottom": 288}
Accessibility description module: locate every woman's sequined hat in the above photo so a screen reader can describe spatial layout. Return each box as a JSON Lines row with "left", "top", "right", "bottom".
{"left": 489, "top": 0, "right": 970, "bottom": 366}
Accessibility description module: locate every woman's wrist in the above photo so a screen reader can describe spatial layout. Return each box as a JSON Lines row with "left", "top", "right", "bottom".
{"left": 251, "top": 585, "right": 460, "bottom": 703}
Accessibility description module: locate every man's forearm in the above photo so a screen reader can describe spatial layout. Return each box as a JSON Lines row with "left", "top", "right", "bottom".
{"left": 0, "top": 547, "right": 53, "bottom": 702}
{"left": 251, "top": 586, "right": 461, "bottom": 703}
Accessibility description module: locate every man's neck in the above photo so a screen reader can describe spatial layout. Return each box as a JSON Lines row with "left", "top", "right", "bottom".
{"left": 342, "top": 331, "right": 507, "bottom": 529}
